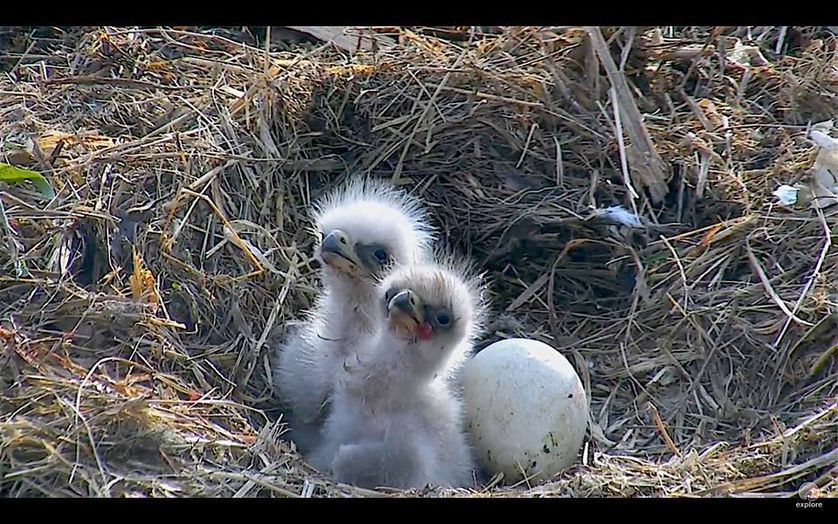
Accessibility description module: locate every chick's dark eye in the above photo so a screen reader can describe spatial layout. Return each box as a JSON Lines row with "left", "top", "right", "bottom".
{"left": 373, "top": 249, "right": 389, "bottom": 263}
{"left": 436, "top": 313, "right": 451, "bottom": 326}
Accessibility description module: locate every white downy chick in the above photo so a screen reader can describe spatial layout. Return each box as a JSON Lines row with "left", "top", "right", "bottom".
{"left": 310, "top": 259, "right": 486, "bottom": 489}
{"left": 273, "top": 178, "right": 434, "bottom": 453}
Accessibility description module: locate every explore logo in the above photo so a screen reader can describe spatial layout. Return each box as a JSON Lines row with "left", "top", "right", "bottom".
{"left": 796, "top": 482, "right": 823, "bottom": 509}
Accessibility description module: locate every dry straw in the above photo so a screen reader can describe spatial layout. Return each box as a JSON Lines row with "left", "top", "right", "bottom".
{"left": 0, "top": 26, "right": 835, "bottom": 497}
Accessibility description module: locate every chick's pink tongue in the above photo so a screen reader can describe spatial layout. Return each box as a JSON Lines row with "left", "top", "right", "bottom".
{"left": 417, "top": 322, "right": 433, "bottom": 340}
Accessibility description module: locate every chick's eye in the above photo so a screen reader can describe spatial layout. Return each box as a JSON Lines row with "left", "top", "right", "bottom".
{"left": 436, "top": 313, "right": 451, "bottom": 327}
{"left": 373, "top": 249, "right": 389, "bottom": 263}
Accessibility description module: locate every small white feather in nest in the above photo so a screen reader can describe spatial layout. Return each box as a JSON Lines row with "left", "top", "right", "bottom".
{"left": 596, "top": 205, "right": 644, "bottom": 228}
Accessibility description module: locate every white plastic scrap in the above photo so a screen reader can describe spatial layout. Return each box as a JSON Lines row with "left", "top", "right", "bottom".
{"left": 772, "top": 185, "right": 800, "bottom": 206}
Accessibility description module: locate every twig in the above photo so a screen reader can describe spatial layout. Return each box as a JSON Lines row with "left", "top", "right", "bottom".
{"left": 586, "top": 27, "right": 668, "bottom": 203}
{"left": 745, "top": 241, "right": 813, "bottom": 330}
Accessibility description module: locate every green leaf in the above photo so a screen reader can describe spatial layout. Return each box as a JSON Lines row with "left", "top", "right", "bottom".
{"left": 0, "top": 163, "right": 55, "bottom": 199}
{"left": 2, "top": 140, "right": 26, "bottom": 150}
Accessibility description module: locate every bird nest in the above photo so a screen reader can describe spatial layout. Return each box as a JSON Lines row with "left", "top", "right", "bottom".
{"left": 0, "top": 26, "right": 836, "bottom": 498}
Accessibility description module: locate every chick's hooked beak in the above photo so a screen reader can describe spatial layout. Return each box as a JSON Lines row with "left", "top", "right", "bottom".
{"left": 319, "top": 229, "right": 362, "bottom": 276}
{"left": 388, "top": 290, "right": 433, "bottom": 341}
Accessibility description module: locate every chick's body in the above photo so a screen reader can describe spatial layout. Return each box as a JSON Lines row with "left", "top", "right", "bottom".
{"left": 311, "top": 261, "right": 484, "bottom": 489}
{"left": 276, "top": 281, "right": 376, "bottom": 452}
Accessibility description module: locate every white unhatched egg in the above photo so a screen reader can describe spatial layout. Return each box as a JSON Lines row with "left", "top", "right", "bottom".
{"left": 461, "top": 338, "right": 588, "bottom": 484}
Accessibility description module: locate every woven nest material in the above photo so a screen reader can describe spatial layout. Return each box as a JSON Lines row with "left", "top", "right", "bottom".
{"left": 0, "top": 26, "right": 836, "bottom": 498}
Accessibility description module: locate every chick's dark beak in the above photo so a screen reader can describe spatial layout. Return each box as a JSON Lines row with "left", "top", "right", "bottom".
{"left": 389, "top": 289, "right": 421, "bottom": 316}
{"left": 321, "top": 230, "right": 350, "bottom": 256}
{"left": 387, "top": 289, "right": 425, "bottom": 335}
{"left": 319, "top": 229, "right": 359, "bottom": 274}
